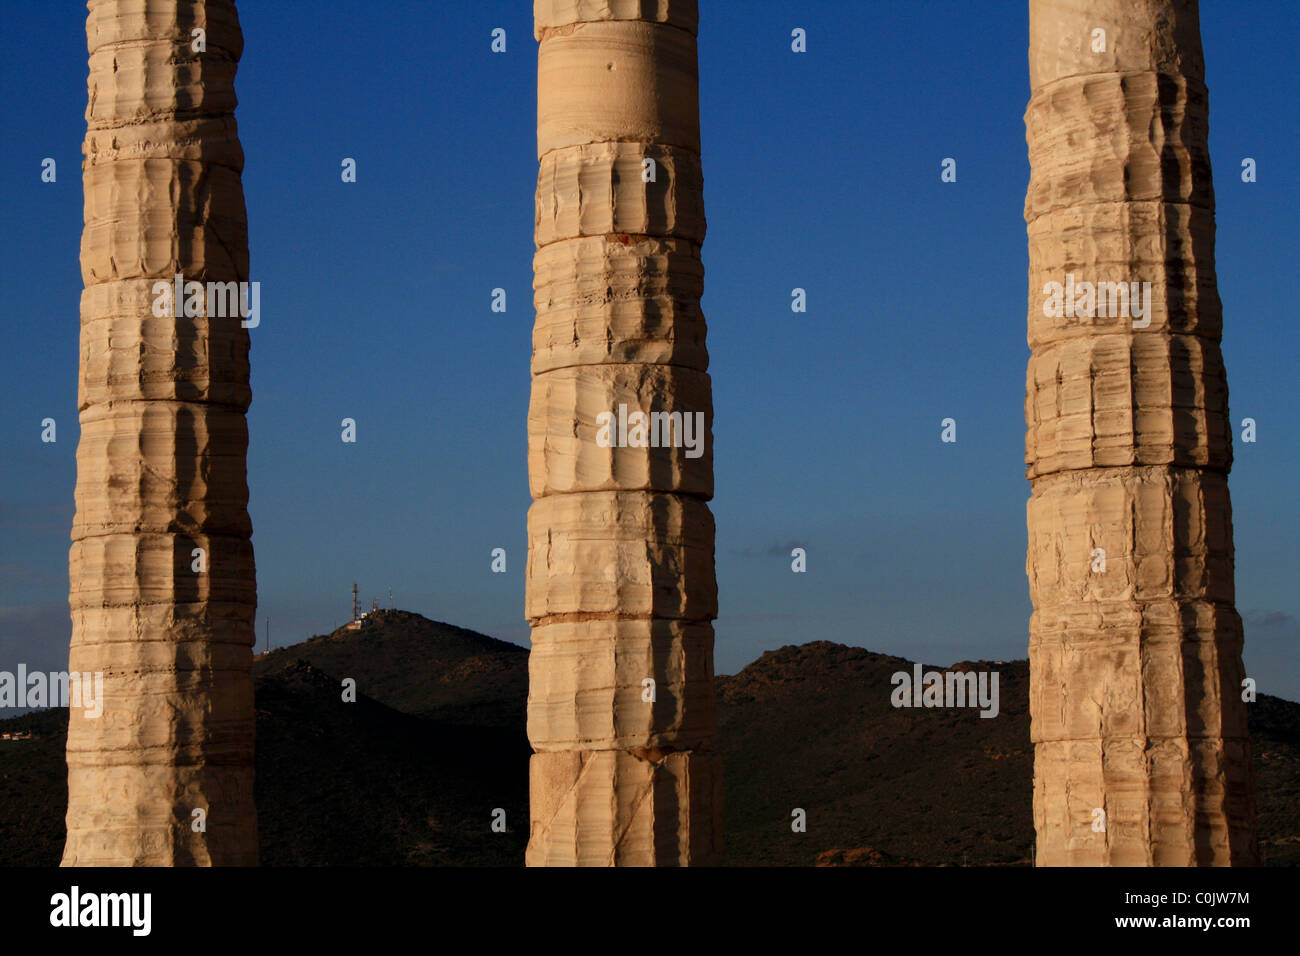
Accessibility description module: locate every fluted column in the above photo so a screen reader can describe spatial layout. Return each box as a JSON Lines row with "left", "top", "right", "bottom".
{"left": 526, "top": 0, "right": 721, "bottom": 865}
{"left": 1024, "top": 0, "right": 1257, "bottom": 865}
{"left": 65, "top": 0, "right": 257, "bottom": 865}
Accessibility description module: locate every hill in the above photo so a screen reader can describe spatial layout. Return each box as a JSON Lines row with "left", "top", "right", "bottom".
{"left": 255, "top": 609, "right": 528, "bottom": 728}
{"left": 252, "top": 655, "right": 528, "bottom": 864}
{"left": 716, "top": 643, "right": 1299, "bottom": 866}
{"left": 1, "top": 613, "right": 1296, "bottom": 865}
{"left": 716, "top": 642, "right": 1032, "bottom": 865}
{"left": 0, "top": 612, "right": 530, "bottom": 866}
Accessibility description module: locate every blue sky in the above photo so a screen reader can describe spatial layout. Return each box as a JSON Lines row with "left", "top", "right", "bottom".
{"left": 1, "top": 1, "right": 1297, "bottom": 699}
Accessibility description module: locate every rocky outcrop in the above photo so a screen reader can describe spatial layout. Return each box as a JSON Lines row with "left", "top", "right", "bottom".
{"left": 526, "top": 0, "right": 721, "bottom": 865}
{"left": 1024, "top": 0, "right": 1257, "bottom": 865}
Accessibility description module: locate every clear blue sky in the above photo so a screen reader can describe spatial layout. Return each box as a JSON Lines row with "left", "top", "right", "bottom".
{"left": 2, "top": 1, "right": 1297, "bottom": 699}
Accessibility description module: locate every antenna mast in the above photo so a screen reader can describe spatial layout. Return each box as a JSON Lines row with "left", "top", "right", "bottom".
{"left": 352, "top": 582, "right": 359, "bottom": 621}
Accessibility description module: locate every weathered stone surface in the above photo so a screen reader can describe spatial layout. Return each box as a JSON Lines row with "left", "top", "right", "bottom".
{"left": 70, "top": 532, "right": 255, "bottom": 609}
{"left": 65, "top": 640, "right": 254, "bottom": 753}
{"left": 61, "top": 758, "right": 255, "bottom": 867}
{"left": 1026, "top": 203, "right": 1222, "bottom": 347}
{"left": 528, "top": 363, "right": 713, "bottom": 498}
{"left": 86, "top": 0, "right": 242, "bottom": 55}
{"left": 526, "top": 491, "right": 716, "bottom": 622}
{"left": 81, "top": 159, "right": 249, "bottom": 283}
{"left": 527, "top": 619, "right": 716, "bottom": 750}
{"left": 534, "top": 0, "right": 698, "bottom": 37}
{"left": 84, "top": 116, "right": 244, "bottom": 168}
{"left": 1024, "top": 72, "right": 1213, "bottom": 220}
{"left": 1030, "top": 600, "right": 1247, "bottom": 742}
{"left": 66, "top": 0, "right": 257, "bottom": 867}
{"left": 1032, "top": 737, "right": 1253, "bottom": 866}
{"left": 1025, "top": 336, "right": 1230, "bottom": 477}
{"left": 70, "top": 602, "right": 255, "bottom": 648}
{"left": 80, "top": 280, "right": 252, "bottom": 408}
{"left": 537, "top": 20, "right": 700, "bottom": 157}
{"left": 1028, "top": 0, "right": 1205, "bottom": 88}
{"left": 528, "top": 4, "right": 717, "bottom": 864}
{"left": 86, "top": 44, "right": 238, "bottom": 122}
{"left": 527, "top": 749, "right": 722, "bottom": 866}
{"left": 1026, "top": 468, "right": 1235, "bottom": 608}
{"left": 532, "top": 235, "right": 707, "bottom": 374}
{"left": 73, "top": 403, "right": 252, "bottom": 536}
{"left": 1025, "top": 0, "right": 1255, "bottom": 866}
{"left": 536, "top": 142, "right": 705, "bottom": 246}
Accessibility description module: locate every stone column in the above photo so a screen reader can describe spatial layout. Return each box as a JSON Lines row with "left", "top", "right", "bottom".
{"left": 1024, "top": 0, "right": 1257, "bottom": 865}
{"left": 526, "top": 0, "right": 721, "bottom": 865}
{"left": 65, "top": 0, "right": 257, "bottom": 865}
